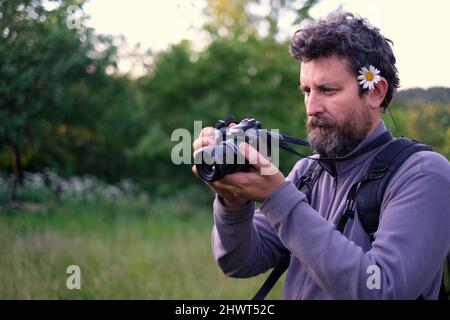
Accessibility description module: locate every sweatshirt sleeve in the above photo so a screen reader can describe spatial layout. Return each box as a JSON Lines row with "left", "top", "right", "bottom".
{"left": 259, "top": 151, "right": 450, "bottom": 299}
{"left": 211, "top": 160, "right": 309, "bottom": 278}
{"left": 212, "top": 197, "right": 288, "bottom": 277}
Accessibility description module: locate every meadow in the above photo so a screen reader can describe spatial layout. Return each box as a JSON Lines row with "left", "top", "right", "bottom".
{"left": 0, "top": 182, "right": 284, "bottom": 299}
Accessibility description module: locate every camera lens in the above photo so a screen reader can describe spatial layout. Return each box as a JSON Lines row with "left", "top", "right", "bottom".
{"left": 195, "top": 160, "right": 220, "bottom": 182}
{"left": 194, "top": 145, "right": 220, "bottom": 182}
{"left": 194, "top": 140, "right": 248, "bottom": 182}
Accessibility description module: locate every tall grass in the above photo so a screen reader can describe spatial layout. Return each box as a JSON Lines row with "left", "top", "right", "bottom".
{"left": 0, "top": 193, "right": 284, "bottom": 299}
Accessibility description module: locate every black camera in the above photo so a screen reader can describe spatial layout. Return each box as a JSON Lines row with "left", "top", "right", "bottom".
{"left": 194, "top": 118, "right": 278, "bottom": 182}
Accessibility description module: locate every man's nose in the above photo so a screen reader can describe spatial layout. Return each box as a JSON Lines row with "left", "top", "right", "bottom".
{"left": 306, "top": 91, "right": 324, "bottom": 117}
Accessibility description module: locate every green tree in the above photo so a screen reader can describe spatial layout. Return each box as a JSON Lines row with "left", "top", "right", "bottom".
{"left": 405, "top": 103, "right": 450, "bottom": 158}
{"left": 131, "top": 0, "right": 321, "bottom": 196}
{"left": 203, "top": 0, "right": 319, "bottom": 40}
{"left": 135, "top": 37, "right": 307, "bottom": 195}
{"left": 0, "top": 0, "right": 122, "bottom": 200}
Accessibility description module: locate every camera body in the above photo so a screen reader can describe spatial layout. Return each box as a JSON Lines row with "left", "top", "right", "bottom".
{"left": 194, "top": 118, "right": 273, "bottom": 182}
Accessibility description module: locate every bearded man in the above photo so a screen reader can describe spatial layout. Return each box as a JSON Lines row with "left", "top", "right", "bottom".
{"left": 192, "top": 12, "right": 450, "bottom": 300}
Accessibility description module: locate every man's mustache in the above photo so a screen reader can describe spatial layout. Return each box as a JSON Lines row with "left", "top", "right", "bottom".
{"left": 307, "top": 115, "right": 336, "bottom": 129}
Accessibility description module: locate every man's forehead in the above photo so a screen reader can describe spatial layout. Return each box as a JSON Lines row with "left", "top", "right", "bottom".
{"left": 300, "top": 56, "right": 353, "bottom": 85}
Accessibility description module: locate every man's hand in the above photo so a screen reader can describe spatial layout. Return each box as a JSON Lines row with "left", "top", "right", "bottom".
{"left": 192, "top": 125, "right": 285, "bottom": 206}
{"left": 212, "top": 142, "right": 285, "bottom": 203}
{"left": 192, "top": 124, "right": 249, "bottom": 208}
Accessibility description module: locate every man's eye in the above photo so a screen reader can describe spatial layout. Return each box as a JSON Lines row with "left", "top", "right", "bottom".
{"left": 322, "top": 88, "right": 337, "bottom": 95}
{"left": 301, "top": 89, "right": 310, "bottom": 96}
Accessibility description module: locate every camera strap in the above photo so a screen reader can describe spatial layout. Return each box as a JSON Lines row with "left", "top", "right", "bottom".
{"left": 214, "top": 117, "right": 393, "bottom": 162}
{"left": 278, "top": 134, "right": 310, "bottom": 158}
{"left": 279, "top": 131, "right": 394, "bottom": 162}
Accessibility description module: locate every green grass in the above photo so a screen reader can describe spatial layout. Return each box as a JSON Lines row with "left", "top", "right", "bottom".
{"left": 0, "top": 196, "right": 284, "bottom": 299}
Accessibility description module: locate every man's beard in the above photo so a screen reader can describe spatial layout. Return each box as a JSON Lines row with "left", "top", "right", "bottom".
{"left": 306, "top": 107, "right": 373, "bottom": 158}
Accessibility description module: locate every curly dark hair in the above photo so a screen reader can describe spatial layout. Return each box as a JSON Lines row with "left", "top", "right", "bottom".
{"left": 289, "top": 11, "right": 400, "bottom": 110}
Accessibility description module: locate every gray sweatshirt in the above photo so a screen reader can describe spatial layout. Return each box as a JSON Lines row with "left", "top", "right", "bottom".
{"left": 212, "top": 121, "right": 450, "bottom": 299}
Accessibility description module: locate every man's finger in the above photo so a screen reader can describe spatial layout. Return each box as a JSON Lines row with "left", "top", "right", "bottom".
{"left": 239, "top": 142, "right": 279, "bottom": 176}
{"left": 239, "top": 142, "right": 271, "bottom": 170}
{"left": 192, "top": 165, "right": 199, "bottom": 177}
{"left": 192, "top": 136, "right": 215, "bottom": 151}
{"left": 200, "top": 126, "right": 215, "bottom": 137}
{"left": 213, "top": 180, "right": 240, "bottom": 197}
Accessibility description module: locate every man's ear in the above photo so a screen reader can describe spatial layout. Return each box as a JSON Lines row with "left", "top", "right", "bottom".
{"left": 367, "top": 77, "right": 388, "bottom": 109}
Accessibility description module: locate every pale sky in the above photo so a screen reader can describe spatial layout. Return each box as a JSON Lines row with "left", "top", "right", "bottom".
{"left": 81, "top": 0, "right": 450, "bottom": 89}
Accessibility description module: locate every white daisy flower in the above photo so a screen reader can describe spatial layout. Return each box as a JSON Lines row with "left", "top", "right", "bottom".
{"left": 357, "top": 65, "right": 381, "bottom": 90}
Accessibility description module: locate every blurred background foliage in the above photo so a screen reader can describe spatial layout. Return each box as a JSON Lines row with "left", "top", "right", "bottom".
{"left": 1, "top": 0, "right": 448, "bottom": 200}
{"left": 0, "top": 0, "right": 449, "bottom": 299}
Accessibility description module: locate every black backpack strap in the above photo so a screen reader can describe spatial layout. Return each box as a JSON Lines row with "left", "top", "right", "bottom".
{"left": 356, "top": 138, "right": 432, "bottom": 240}
{"left": 339, "top": 138, "right": 450, "bottom": 301}
{"left": 252, "top": 161, "right": 323, "bottom": 300}
{"left": 337, "top": 138, "right": 432, "bottom": 240}
{"left": 295, "top": 160, "right": 323, "bottom": 203}
{"left": 252, "top": 254, "right": 290, "bottom": 300}
{"left": 336, "top": 181, "right": 360, "bottom": 233}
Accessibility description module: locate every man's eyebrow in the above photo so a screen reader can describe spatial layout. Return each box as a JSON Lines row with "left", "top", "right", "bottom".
{"left": 299, "top": 82, "right": 340, "bottom": 92}
{"left": 317, "top": 82, "right": 339, "bottom": 89}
